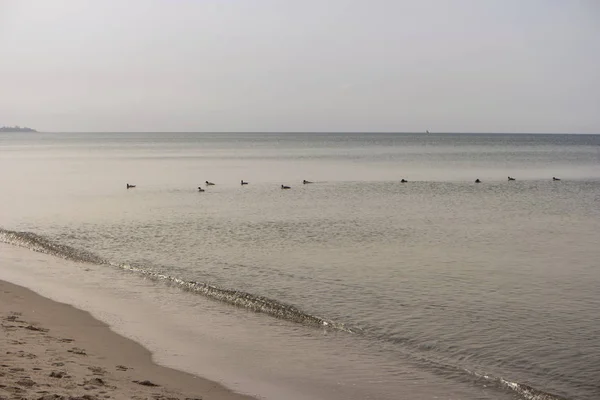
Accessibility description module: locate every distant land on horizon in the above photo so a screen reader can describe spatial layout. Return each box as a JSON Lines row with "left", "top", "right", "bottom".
{"left": 1, "top": 128, "right": 597, "bottom": 134}
{"left": 0, "top": 126, "right": 37, "bottom": 132}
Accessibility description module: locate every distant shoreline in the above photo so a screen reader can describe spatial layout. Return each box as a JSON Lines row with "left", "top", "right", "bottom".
{"left": 0, "top": 126, "right": 37, "bottom": 132}
{"left": 6, "top": 131, "right": 597, "bottom": 135}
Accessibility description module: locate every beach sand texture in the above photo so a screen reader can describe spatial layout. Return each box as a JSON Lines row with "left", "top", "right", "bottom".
{"left": 0, "top": 280, "right": 256, "bottom": 400}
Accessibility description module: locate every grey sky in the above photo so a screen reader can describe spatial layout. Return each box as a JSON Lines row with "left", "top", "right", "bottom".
{"left": 1, "top": 0, "right": 598, "bottom": 133}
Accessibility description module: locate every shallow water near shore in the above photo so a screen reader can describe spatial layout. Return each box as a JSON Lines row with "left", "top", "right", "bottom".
{"left": 1, "top": 132, "right": 600, "bottom": 399}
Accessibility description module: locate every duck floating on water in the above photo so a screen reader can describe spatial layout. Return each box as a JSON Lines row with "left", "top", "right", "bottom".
{"left": 281, "top": 185, "right": 291, "bottom": 189}
{"left": 205, "top": 181, "right": 215, "bottom": 186}
{"left": 475, "top": 179, "right": 481, "bottom": 183}
{"left": 553, "top": 177, "right": 561, "bottom": 181}
{"left": 508, "top": 176, "right": 516, "bottom": 181}
{"left": 241, "top": 180, "right": 248, "bottom": 185}
{"left": 401, "top": 179, "right": 408, "bottom": 183}
{"left": 126, "top": 183, "right": 136, "bottom": 189}
{"left": 303, "top": 180, "right": 313, "bottom": 184}
{"left": 198, "top": 187, "right": 205, "bottom": 192}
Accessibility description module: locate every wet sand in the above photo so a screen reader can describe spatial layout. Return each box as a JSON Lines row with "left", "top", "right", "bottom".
{"left": 0, "top": 280, "right": 257, "bottom": 400}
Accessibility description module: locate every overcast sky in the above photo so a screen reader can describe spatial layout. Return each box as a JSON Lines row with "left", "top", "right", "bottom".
{"left": 1, "top": 0, "right": 598, "bottom": 133}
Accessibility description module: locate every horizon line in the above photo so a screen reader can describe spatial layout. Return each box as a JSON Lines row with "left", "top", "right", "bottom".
{"left": 7, "top": 130, "right": 600, "bottom": 135}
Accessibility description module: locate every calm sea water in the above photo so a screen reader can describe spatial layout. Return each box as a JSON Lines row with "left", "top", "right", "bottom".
{"left": 1, "top": 132, "right": 599, "bottom": 400}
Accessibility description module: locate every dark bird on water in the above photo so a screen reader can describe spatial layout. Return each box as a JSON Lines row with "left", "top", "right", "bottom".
{"left": 198, "top": 187, "right": 205, "bottom": 192}
{"left": 126, "top": 183, "right": 136, "bottom": 189}
{"left": 206, "top": 181, "right": 215, "bottom": 186}
{"left": 281, "top": 185, "right": 291, "bottom": 189}
{"left": 475, "top": 179, "right": 481, "bottom": 183}
{"left": 508, "top": 176, "right": 515, "bottom": 181}
{"left": 401, "top": 179, "right": 408, "bottom": 183}
{"left": 553, "top": 177, "right": 561, "bottom": 181}
{"left": 303, "top": 180, "right": 313, "bottom": 184}
{"left": 241, "top": 180, "right": 248, "bottom": 185}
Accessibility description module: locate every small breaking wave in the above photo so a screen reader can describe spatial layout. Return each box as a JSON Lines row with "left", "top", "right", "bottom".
{"left": 0, "top": 227, "right": 354, "bottom": 333}
{"left": 499, "top": 379, "right": 569, "bottom": 400}
{"left": 118, "top": 263, "right": 354, "bottom": 332}
{"left": 0, "top": 229, "right": 107, "bottom": 265}
{"left": 464, "top": 369, "right": 570, "bottom": 400}
{"left": 0, "top": 227, "right": 572, "bottom": 399}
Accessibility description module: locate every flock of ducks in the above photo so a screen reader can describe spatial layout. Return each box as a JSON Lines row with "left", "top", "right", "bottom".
{"left": 125, "top": 179, "right": 314, "bottom": 191}
{"left": 475, "top": 176, "right": 561, "bottom": 184}
{"left": 126, "top": 177, "right": 563, "bottom": 191}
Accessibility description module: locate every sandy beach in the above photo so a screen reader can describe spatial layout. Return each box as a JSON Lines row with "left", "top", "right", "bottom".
{"left": 0, "top": 280, "right": 257, "bottom": 400}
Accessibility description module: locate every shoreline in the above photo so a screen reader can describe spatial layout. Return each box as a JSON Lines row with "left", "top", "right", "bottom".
{"left": 0, "top": 279, "right": 257, "bottom": 400}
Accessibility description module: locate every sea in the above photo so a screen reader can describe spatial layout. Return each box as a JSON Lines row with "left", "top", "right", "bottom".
{"left": 1, "top": 132, "right": 599, "bottom": 400}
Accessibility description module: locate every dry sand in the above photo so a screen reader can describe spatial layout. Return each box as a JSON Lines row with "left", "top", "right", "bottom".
{"left": 0, "top": 280, "right": 257, "bottom": 400}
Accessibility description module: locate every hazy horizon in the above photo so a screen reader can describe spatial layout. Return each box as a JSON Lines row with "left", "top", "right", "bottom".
{"left": 3, "top": 129, "right": 600, "bottom": 135}
{"left": 2, "top": 0, "right": 599, "bottom": 133}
